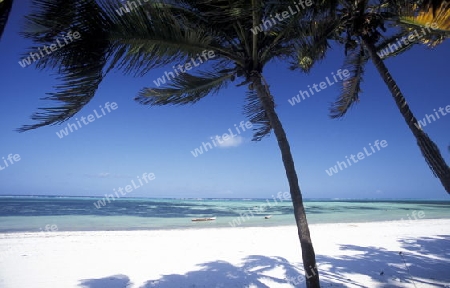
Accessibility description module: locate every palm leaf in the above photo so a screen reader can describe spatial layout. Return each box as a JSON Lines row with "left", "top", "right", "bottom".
{"left": 135, "top": 67, "right": 235, "bottom": 106}
{"left": 398, "top": 0, "right": 450, "bottom": 47}
{"left": 18, "top": 0, "right": 241, "bottom": 131}
{"left": 102, "top": 0, "right": 241, "bottom": 76}
{"left": 375, "top": 30, "right": 416, "bottom": 60}
{"left": 18, "top": 0, "right": 113, "bottom": 132}
{"left": 289, "top": 18, "right": 339, "bottom": 73}
{"left": 329, "top": 46, "right": 367, "bottom": 119}
{"left": 243, "top": 88, "right": 272, "bottom": 141}
{"left": 399, "top": 0, "right": 449, "bottom": 31}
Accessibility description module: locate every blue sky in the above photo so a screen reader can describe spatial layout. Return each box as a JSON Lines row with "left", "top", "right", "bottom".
{"left": 0, "top": 1, "right": 449, "bottom": 199}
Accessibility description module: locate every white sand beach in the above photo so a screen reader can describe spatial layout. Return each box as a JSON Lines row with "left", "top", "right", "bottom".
{"left": 0, "top": 219, "right": 449, "bottom": 288}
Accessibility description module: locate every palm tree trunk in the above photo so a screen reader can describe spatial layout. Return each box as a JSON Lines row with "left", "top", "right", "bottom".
{"left": 362, "top": 35, "right": 450, "bottom": 194}
{"left": 0, "top": 0, "right": 14, "bottom": 40}
{"left": 250, "top": 71, "right": 320, "bottom": 288}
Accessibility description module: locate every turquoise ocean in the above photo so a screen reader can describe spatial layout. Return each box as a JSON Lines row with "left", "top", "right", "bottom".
{"left": 0, "top": 196, "right": 449, "bottom": 233}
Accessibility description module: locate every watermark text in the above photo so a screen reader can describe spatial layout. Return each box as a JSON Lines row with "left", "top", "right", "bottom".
{"left": 325, "top": 140, "right": 388, "bottom": 176}
{"left": 288, "top": 69, "right": 350, "bottom": 106}
{"left": 18, "top": 31, "right": 81, "bottom": 68}
{"left": 56, "top": 102, "right": 118, "bottom": 138}
{"left": 0, "top": 153, "right": 21, "bottom": 171}
{"left": 94, "top": 172, "right": 155, "bottom": 208}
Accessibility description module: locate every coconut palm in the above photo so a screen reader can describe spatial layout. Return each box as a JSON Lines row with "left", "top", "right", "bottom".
{"left": 323, "top": 0, "right": 450, "bottom": 194}
{"left": 18, "top": 0, "right": 341, "bottom": 286}
{"left": 0, "top": 0, "right": 13, "bottom": 41}
{"left": 399, "top": 0, "right": 450, "bottom": 38}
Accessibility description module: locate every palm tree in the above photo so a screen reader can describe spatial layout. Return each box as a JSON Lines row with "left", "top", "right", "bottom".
{"left": 0, "top": 0, "right": 13, "bottom": 41}
{"left": 399, "top": 0, "right": 449, "bottom": 37}
{"left": 325, "top": 0, "right": 450, "bottom": 194}
{"left": 18, "top": 0, "right": 340, "bottom": 286}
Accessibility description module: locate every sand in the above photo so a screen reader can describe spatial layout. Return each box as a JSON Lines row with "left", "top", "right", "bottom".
{"left": 0, "top": 219, "right": 449, "bottom": 287}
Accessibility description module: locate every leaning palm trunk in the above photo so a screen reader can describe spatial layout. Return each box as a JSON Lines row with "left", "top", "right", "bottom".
{"left": 362, "top": 35, "right": 450, "bottom": 194}
{"left": 0, "top": 0, "right": 14, "bottom": 40}
{"left": 250, "top": 71, "right": 320, "bottom": 288}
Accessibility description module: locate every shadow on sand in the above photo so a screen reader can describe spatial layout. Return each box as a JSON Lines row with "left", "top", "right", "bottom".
{"left": 79, "top": 274, "right": 132, "bottom": 288}
{"left": 317, "top": 235, "right": 450, "bottom": 288}
{"left": 79, "top": 235, "right": 450, "bottom": 288}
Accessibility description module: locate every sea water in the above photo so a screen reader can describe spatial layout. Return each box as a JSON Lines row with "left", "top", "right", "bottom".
{"left": 0, "top": 196, "right": 449, "bottom": 232}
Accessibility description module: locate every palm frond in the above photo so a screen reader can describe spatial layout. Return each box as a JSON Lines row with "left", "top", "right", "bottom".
{"left": 400, "top": 0, "right": 450, "bottom": 31}
{"left": 135, "top": 66, "right": 235, "bottom": 106}
{"left": 289, "top": 18, "right": 339, "bottom": 73}
{"left": 18, "top": 0, "right": 113, "bottom": 132}
{"left": 329, "top": 46, "right": 367, "bottom": 119}
{"left": 19, "top": 0, "right": 242, "bottom": 131}
{"left": 243, "top": 88, "right": 272, "bottom": 141}
{"left": 397, "top": 0, "right": 449, "bottom": 48}
{"left": 102, "top": 0, "right": 241, "bottom": 76}
{"left": 0, "top": 0, "right": 13, "bottom": 41}
{"left": 21, "top": 0, "right": 85, "bottom": 44}
{"left": 259, "top": 0, "right": 339, "bottom": 67}
{"left": 257, "top": 1, "right": 315, "bottom": 59}
{"left": 375, "top": 30, "right": 416, "bottom": 60}
{"left": 17, "top": 67, "right": 106, "bottom": 132}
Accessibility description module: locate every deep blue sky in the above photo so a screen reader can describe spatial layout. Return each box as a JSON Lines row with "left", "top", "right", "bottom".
{"left": 0, "top": 1, "right": 449, "bottom": 199}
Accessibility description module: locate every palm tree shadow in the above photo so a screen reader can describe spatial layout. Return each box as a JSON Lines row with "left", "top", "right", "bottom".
{"left": 76, "top": 256, "right": 303, "bottom": 288}
{"left": 79, "top": 274, "right": 132, "bottom": 288}
{"left": 77, "top": 236, "right": 450, "bottom": 288}
{"left": 316, "top": 235, "right": 450, "bottom": 287}
{"left": 142, "top": 255, "right": 301, "bottom": 287}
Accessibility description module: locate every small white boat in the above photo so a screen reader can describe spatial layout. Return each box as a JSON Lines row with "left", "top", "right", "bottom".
{"left": 265, "top": 215, "right": 272, "bottom": 219}
{"left": 191, "top": 217, "right": 216, "bottom": 222}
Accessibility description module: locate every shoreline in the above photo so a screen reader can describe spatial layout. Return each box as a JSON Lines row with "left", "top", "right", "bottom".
{"left": 1, "top": 217, "right": 450, "bottom": 234}
{"left": 0, "top": 215, "right": 450, "bottom": 235}
{"left": 1, "top": 219, "right": 449, "bottom": 287}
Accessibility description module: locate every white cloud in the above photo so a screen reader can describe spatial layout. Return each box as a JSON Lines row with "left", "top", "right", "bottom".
{"left": 217, "top": 136, "right": 244, "bottom": 148}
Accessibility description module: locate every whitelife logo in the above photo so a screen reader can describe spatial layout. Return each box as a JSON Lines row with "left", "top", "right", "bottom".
{"left": 190, "top": 121, "right": 253, "bottom": 157}
{"left": 377, "top": 22, "right": 440, "bottom": 59}
{"left": 152, "top": 50, "right": 215, "bottom": 87}
{"left": 414, "top": 104, "right": 450, "bottom": 129}
{"left": 115, "top": 0, "right": 148, "bottom": 16}
{"left": 55, "top": 102, "right": 118, "bottom": 139}
{"left": 0, "top": 153, "right": 21, "bottom": 171}
{"left": 325, "top": 140, "right": 388, "bottom": 176}
{"left": 288, "top": 69, "right": 350, "bottom": 106}
{"left": 18, "top": 31, "right": 81, "bottom": 68}
{"left": 93, "top": 172, "right": 156, "bottom": 208}
{"left": 228, "top": 192, "right": 291, "bottom": 227}
{"left": 250, "top": 0, "right": 314, "bottom": 35}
